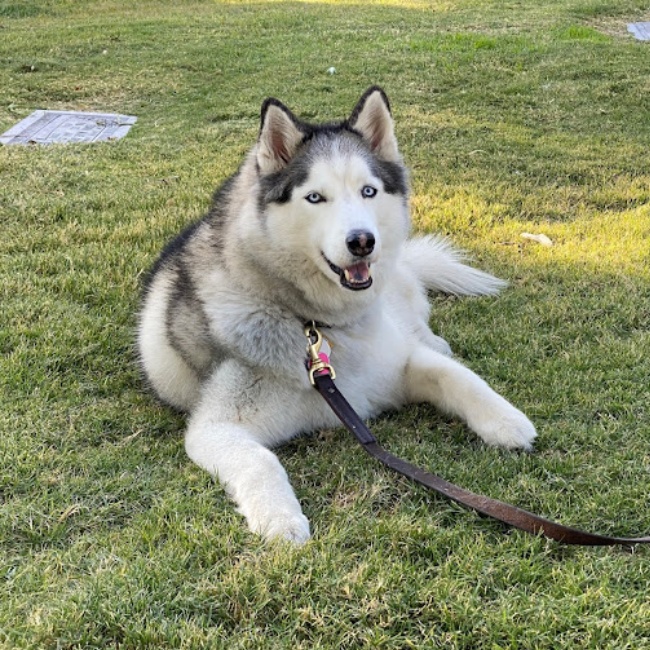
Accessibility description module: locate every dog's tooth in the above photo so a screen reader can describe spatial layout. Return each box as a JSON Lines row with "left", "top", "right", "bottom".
{"left": 343, "top": 268, "right": 352, "bottom": 282}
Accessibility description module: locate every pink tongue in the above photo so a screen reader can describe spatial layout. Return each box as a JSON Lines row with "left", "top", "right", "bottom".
{"left": 345, "top": 262, "right": 370, "bottom": 283}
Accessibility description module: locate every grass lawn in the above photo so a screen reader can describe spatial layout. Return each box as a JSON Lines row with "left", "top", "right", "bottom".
{"left": 1, "top": 0, "right": 649, "bottom": 648}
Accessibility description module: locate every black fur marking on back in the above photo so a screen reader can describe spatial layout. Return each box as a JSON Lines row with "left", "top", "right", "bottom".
{"left": 166, "top": 263, "right": 215, "bottom": 378}
{"left": 143, "top": 174, "right": 237, "bottom": 294}
{"left": 141, "top": 218, "right": 203, "bottom": 296}
{"left": 205, "top": 174, "right": 237, "bottom": 255}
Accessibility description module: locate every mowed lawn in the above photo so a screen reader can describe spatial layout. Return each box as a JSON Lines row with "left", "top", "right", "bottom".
{"left": 1, "top": 1, "right": 649, "bottom": 648}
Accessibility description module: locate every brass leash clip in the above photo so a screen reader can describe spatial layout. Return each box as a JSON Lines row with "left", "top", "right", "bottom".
{"left": 304, "top": 322, "right": 336, "bottom": 386}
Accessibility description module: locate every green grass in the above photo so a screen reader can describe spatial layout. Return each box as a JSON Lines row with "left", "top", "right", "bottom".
{"left": 1, "top": 1, "right": 649, "bottom": 648}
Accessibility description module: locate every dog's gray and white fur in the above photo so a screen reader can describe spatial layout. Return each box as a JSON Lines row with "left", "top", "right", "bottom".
{"left": 138, "top": 87, "right": 536, "bottom": 543}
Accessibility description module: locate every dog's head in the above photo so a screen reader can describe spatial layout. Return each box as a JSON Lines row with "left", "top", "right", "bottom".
{"left": 251, "top": 87, "right": 410, "bottom": 307}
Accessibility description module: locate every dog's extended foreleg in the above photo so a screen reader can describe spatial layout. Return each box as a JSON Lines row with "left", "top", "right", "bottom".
{"left": 405, "top": 346, "right": 536, "bottom": 450}
{"left": 184, "top": 361, "right": 312, "bottom": 544}
{"left": 185, "top": 416, "right": 310, "bottom": 543}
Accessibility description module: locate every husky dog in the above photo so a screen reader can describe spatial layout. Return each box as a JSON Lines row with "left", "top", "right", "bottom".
{"left": 138, "top": 87, "right": 536, "bottom": 544}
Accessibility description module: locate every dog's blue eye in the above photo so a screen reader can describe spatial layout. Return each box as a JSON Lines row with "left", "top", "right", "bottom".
{"left": 305, "top": 192, "right": 325, "bottom": 204}
{"left": 361, "top": 185, "right": 377, "bottom": 198}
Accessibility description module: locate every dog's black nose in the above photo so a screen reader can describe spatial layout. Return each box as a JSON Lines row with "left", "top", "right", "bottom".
{"left": 346, "top": 230, "right": 375, "bottom": 257}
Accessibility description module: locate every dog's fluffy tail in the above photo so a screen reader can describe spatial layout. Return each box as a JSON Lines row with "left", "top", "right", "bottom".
{"left": 403, "top": 235, "right": 507, "bottom": 296}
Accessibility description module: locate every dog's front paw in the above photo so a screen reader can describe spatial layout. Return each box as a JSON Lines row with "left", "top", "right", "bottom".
{"left": 245, "top": 506, "right": 311, "bottom": 545}
{"left": 261, "top": 512, "right": 311, "bottom": 545}
{"left": 470, "top": 403, "right": 537, "bottom": 451}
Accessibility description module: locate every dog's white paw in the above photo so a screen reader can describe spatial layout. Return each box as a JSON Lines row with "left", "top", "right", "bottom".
{"left": 245, "top": 507, "right": 311, "bottom": 545}
{"left": 470, "top": 404, "right": 537, "bottom": 451}
{"left": 261, "top": 513, "right": 311, "bottom": 545}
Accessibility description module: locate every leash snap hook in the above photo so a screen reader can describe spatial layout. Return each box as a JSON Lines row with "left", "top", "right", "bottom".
{"left": 304, "top": 321, "right": 336, "bottom": 386}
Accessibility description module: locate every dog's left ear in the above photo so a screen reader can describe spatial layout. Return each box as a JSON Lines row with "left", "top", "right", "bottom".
{"left": 348, "top": 86, "right": 400, "bottom": 162}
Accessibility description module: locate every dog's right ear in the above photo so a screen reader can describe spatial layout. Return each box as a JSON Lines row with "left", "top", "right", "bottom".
{"left": 257, "top": 99, "right": 304, "bottom": 175}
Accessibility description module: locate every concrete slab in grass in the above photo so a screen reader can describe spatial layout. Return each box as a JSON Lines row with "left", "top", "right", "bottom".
{"left": 628, "top": 22, "right": 650, "bottom": 41}
{"left": 0, "top": 110, "right": 137, "bottom": 145}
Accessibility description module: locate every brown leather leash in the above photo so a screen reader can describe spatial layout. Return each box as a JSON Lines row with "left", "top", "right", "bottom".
{"left": 304, "top": 323, "right": 650, "bottom": 546}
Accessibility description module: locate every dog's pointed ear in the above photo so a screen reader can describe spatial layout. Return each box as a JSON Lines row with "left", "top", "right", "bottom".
{"left": 257, "top": 98, "right": 304, "bottom": 174}
{"left": 348, "top": 86, "right": 400, "bottom": 162}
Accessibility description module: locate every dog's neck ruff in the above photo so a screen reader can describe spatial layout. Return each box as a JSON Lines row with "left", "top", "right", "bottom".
{"left": 303, "top": 323, "right": 650, "bottom": 547}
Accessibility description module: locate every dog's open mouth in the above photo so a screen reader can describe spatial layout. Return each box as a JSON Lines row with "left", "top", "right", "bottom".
{"left": 323, "top": 254, "right": 373, "bottom": 291}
